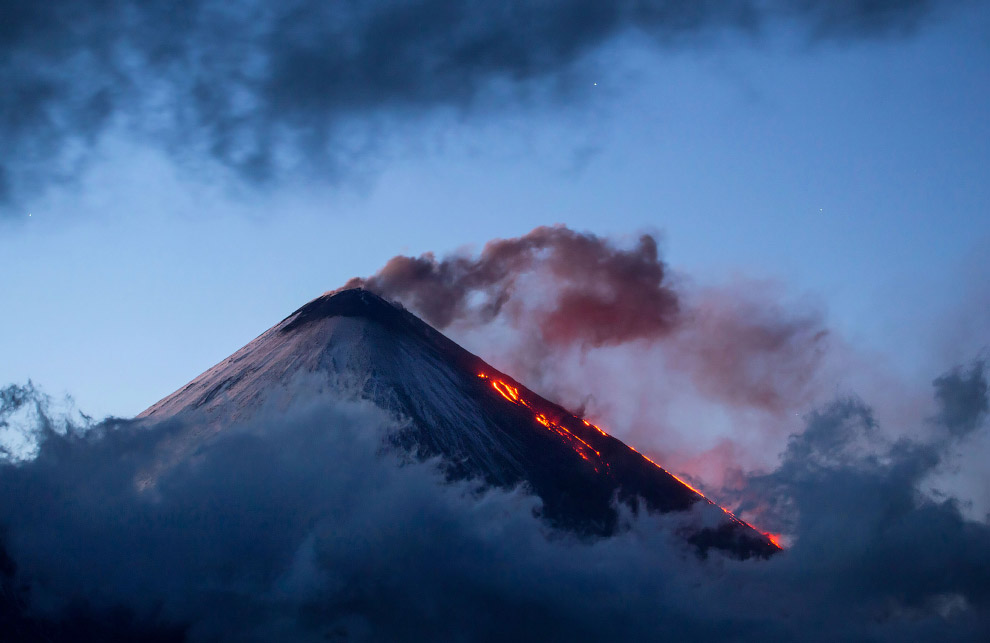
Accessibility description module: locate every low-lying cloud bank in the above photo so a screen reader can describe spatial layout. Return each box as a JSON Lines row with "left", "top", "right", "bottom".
{"left": 0, "top": 358, "right": 988, "bottom": 641}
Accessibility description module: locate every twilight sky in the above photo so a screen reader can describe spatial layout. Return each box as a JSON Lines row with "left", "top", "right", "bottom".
{"left": 2, "top": 4, "right": 990, "bottom": 638}
{"left": 1, "top": 0, "right": 988, "bottom": 425}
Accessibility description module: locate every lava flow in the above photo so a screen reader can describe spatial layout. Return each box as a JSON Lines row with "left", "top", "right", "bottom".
{"left": 478, "top": 373, "right": 603, "bottom": 471}
{"left": 477, "top": 372, "right": 781, "bottom": 549}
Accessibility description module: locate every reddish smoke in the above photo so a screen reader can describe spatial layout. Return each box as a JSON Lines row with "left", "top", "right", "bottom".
{"left": 347, "top": 225, "right": 836, "bottom": 488}
{"left": 345, "top": 225, "right": 680, "bottom": 346}
{"left": 347, "top": 226, "right": 829, "bottom": 413}
{"left": 668, "top": 285, "right": 830, "bottom": 413}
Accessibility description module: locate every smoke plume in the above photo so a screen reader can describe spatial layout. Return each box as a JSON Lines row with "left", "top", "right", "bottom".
{"left": 346, "top": 225, "right": 834, "bottom": 479}
{"left": 346, "top": 225, "right": 680, "bottom": 346}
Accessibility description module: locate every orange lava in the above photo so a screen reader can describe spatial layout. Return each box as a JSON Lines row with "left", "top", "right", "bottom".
{"left": 477, "top": 371, "right": 782, "bottom": 550}
{"left": 478, "top": 372, "right": 600, "bottom": 468}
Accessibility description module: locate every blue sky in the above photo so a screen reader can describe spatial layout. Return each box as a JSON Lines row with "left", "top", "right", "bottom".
{"left": 1, "top": 1, "right": 988, "bottom": 419}
{"left": 4, "top": 6, "right": 990, "bottom": 639}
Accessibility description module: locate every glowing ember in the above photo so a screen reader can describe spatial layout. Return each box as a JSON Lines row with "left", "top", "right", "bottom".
{"left": 477, "top": 371, "right": 781, "bottom": 549}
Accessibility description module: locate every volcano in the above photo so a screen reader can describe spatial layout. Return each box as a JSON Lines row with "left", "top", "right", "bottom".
{"left": 139, "top": 288, "right": 777, "bottom": 558}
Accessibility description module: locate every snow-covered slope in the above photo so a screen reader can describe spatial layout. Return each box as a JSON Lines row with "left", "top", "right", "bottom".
{"left": 142, "top": 288, "right": 779, "bottom": 557}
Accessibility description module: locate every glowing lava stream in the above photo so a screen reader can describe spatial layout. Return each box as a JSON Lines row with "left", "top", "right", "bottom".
{"left": 477, "top": 372, "right": 781, "bottom": 549}
{"left": 480, "top": 373, "right": 602, "bottom": 471}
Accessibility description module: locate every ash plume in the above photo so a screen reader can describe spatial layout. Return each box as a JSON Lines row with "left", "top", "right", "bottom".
{"left": 666, "top": 284, "right": 830, "bottom": 413}
{"left": 0, "top": 0, "right": 965, "bottom": 210}
{"left": 345, "top": 225, "right": 680, "bottom": 346}
{"left": 344, "top": 226, "right": 845, "bottom": 491}
{"left": 348, "top": 225, "right": 831, "bottom": 418}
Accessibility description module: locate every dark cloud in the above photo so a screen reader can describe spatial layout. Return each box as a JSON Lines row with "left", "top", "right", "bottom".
{"left": 0, "top": 359, "right": 988, "bottom": 641}
{"left": 0, "top": 0, "right": 963, "bottom": 210}
{"left": 932, "top": 359, "right": 988, "bottom": 437}
{"left": 731, "top": 360, "right": 990, "bottom": 632}
{"left": 789, "top": 0, "right": 947, "bottom": 38}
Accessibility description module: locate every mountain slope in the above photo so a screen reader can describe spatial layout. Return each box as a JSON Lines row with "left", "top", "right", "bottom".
{"left": 141, "top": 288, "right": 779, "bottom": 557}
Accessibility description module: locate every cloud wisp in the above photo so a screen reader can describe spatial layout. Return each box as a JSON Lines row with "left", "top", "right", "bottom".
{"left": 0, "top": 0, "right": 963, "bottom": 210}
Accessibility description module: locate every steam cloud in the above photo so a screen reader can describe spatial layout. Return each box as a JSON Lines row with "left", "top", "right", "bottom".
{"left": 0, "top": 359, "right": 988, "bottom": 641}
{"left": 0, "top": 0, "right": 962, "bottom": 209}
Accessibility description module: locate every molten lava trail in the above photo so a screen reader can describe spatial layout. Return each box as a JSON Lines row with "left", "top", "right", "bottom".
{"left": 477, "top": 372, "right": 781, "bottom": 549}
{"left": 479, "top": 373, "right": 602, "bottom": 471}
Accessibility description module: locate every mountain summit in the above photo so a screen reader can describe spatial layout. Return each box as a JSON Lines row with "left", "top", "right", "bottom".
{"left": 141, "top": 288, "right": 779, "bottom": 557}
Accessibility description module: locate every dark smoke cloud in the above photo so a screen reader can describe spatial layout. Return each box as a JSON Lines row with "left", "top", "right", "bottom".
{"left": 0, "top": 359, "right": 988, "bottom": 641}
{"left": 0, "top": 0, "right": 963, "bottom": 209}
{"left": 346, "top": 225, "right": 680, "bottom": 346}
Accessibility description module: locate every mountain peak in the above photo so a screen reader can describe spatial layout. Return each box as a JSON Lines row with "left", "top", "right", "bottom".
{"left": 279, "top": 287, "right": 402, "bottom": 333}
{"left": 141, "top": 287, "right": 780, "bottom": 558}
